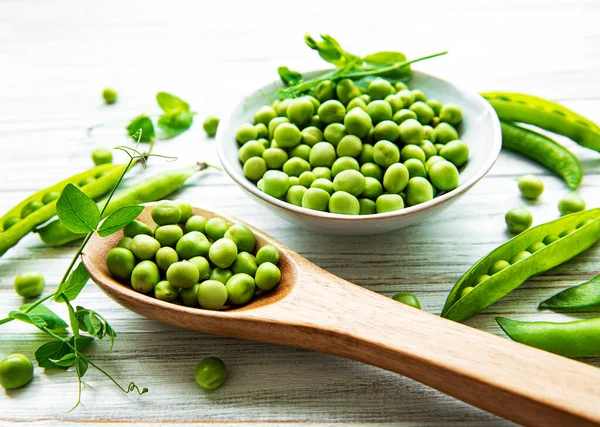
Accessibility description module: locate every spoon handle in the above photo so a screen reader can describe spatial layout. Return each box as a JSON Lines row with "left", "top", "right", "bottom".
{"left": 260, "top": 266, "right": 600, "bottom": 426}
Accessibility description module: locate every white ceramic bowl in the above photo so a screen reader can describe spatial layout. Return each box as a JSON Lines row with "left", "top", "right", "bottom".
{"left": 217, "top": 70, "right": 501, "bottom": 235}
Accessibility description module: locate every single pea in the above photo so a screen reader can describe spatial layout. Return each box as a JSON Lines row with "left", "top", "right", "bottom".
{"left": 526, "top": 241, "right": 546, "bottom": 253}
{"left": 392, "top": 109, "right": 418, "bottom": 125}
{"left": 254, "top": 106, "right": 277, "bottom": 126}
{"left": 236, "top": 123, "right": 259, "bottom": 144}
{"left": 373, "top": 120, "right": 400, "bottom": 143}
{"left": 423, "top": 125, "right": 436, "bottom": 143}
{"left": 117, "top": 236, "right": 133, "bottom": 250}
{"left": 189, "top": 256, "right": 211, "bottom": 280}
{"left": 358, "top": 143, "right": 375, "bottom": 164}
{"left": 310, "top": 178, "right": 334, "bottom": 195}
{"left": 391, "top": 292, "right": 421, "bottom": 309}
{"left": 123, "top": 220, "right": 153, "bottom": 238}
{"left": 130, "top": 234, "right": 161, "bottom": 260}
{"left": 283, "top": 157, "right": 311, "bottom": 177}
{"left": 440, "top": 103, "right": 463, "bottom": 125}
{"left": 426, "top": 99, "right": 443, "bottom": 116}
{"left": 395, "top": 82, "right": 409, "bottom": 92}
{"left": 151, "top": 200, "right": 182, "bottom": 225}
{"left": 286, "top": 185, "right": 308, "bottom": 206}
{"left": 510, "top": 251, "right": 532, "bottom": 264}
{"left": 102, "top": 88, "right": 117, "bottom": 104}
{"left": 256, "top": 245, "right": 280, "bottom": 266}
{"left": 318, "top": 100, "right": 346, "bottom": 124}
{"left": 299, "top": 171, "right": 317, "bottom": 188}
{"left": 361, "top": 177, "right": 384, "bottom": 200}
{"left": 268, "top": 117, "right": 289, "bottom": 139}
{"left": 201, "top": 116, "right": 220, "bottom": 137}
{"left": 309, "top": 142, "right": 336, "bottom": 167}
{"left": 360, "top": 162, "right": 383, "bottom": 181}
{"left": 166, "top": 260, "right": 199, "bottom": 289}
{"left": 287, "top": 97, "right": 314, "bottom": 126}
{"left": 331, "top": 156, "right": 359, "bottom": 177}
{"left": 409, "top": 101, "right": 434, "bottom": 125}
{"left": 40, "top": 191, "right": 60, "bottom": 205}
{"left": 173, "top": 200, "right": 192, "bottom": 223}
{"left": 79, "top": 177, "right": 95, "bottom": 187}
{"left": 558, "top": 193, "right": 586, "bottom": 216}
{"left": 262, "top": 170, "right": 290, "bottom": 198}
{"left": 400, "top": 145, "right": 426, "bottom": 163}
{"left": 344, "top": 107, "right": 372, "bottom": 138}
{"left": 411, "top": 89, "right": 427, "bottom": 103}
{"left": 405, "top": 177, "right": 434, "bottom": 206}
{"left": 305, "top": 95, "right": 320, "bottom": 110}
{"left": 301, "top": 126, "right": 324, "bottom": 147}
{"left": 274, "top": 123, "right": 302, "bottom": 149}
{"left": 209, "top": 268, "right": 233, "bottom": 285}
{"left": 209, "top": 238, "right": 238, "bottom": 269}
{"left": 516, "top": 174, "right": 544, "bottom": 200}
{"left": 505, "top": 207, "right": 533, "bottom": 234}
{"left": 3, "top": 216, "right": 19, "bottom": 230}
{"left": 156, "top": 246, "right": 179, "bottom": 271}
{"left": 312, "top": 166, "right": 332, "bottom": 180}
{"left": 224, "top": 224, "right": 255, "bottom": 253}
{"left": 302, "top": 188, "right": 331, "bottom": 211}
{"left": 382, "top": 163, "right": 410, "bottom": 194}
{"left": 415, "top": 140, "right": 436, "bottom": 160}
{"left": 176, "top": 231, "right": 211, "bottom": 259}
{"left": 460, "top": 287, "right": 474, "bottom": 299}
{"left": 336, "top": 78, "right": 362, "bottom": 104}
{"left": 195, "top": 357, "right": 227, "bottom": 390}
{"left": 333, "top": 170, "right": 366, "bottom": 197}
{"left": 154, "top": 280, "right": 179, "bottom": 302}
{"left": 106, "top": 247, "right": 137, "bottom": 281}
{"left": 204, "top": 218, "right": 229, "bottom": 241}
{"left": 399, "top": 119, "right": 424, "bottom": 145}
{"left": 435, "top": 122, "right": 459, "bottom": 144}
{"left": 368, "top": 77, "right": 394, "bottom": 100}
{"left": 91, "top": 148, "right": 113, "bottom": 166}
{"left": 385, "top": 94, "right": 403, "bottom": 113}
{"left": 185, "top": 215, "right": 208, "bottom": 234}
{"left": 373, "top": 140, "right": 400, "bottom": 168}
{"left": 367, "top": 100, "right": 393, "bottom": 124}
{"left": 323, "top": 123, "right": 347, "bottom": 146}
{"left": 475, "top": 274, "right": 490, "bottom": 285}
{"left": 543, "top": 234, "right": 560, "bottom": 245}
{"left": 314, "top": 79, "right": 336, "bottom": 102}
{"left": 0, "top": 354, "right": 33, "bottom": 390}
{"left": 238, "top": 140, "right": 265, "bottom": 164}
{"left": 404, "top": 158, "right": 427, "bottom": 179}
{"left": 439, "top": 140, "right": 469, "bottom": 168}
{"left": 347, "top": 97, "right": 368, "bottom": 112}
{"left": 257, "top": 179, "right": 265, "bottom": 191}
{"left": 197, "top": 280, "right": 228, "bottom": 310}
{"left": 329, "top": 191, "right": 360, "bottom": 215}
{"left": 429, "top": 161, "right": 459, "bottom": 191}
{"left": 425, "top": 155, "right": 445, "bottom": 173}
{"left": 396, "top": 90, "right": 415, "bottom": 107}
{"left": 489, "top": 260, "right": 510, "bottom": 275}
{"left": 261, "top": 148, "right": 288, "bottom": 170}
{"left": 232, "top": 252, "right": 258, "bottom": 276}
{"left": 337, "top": 135, "right": 363, "bottom": 158}
{"left": 360, "top": 93, "right": 371, "bottom": 103}
{"left": 154, "top": 225, "right": 183, "bottom": 247}
{"left": 20, "top": 200, "right": 43, "bottom": 218}
{"left": 375, "top": 194, "right": 404, "bottom": 213}
{"left": 226, "top": 273, "right": 256, "bottom": 305}
{"left": 131, "top": 261, "right": 160, "bottom": 294}
{"left": 359, "top": 198, "right": 377, "bottom": 215}
{"left": 179, "top": 284, "right": 200, "bottom": 307}
{"left": 13, "top": 271, "right": 45, "bottom": 298}
{"left": 255, "top": 262, "right": 281, "bottom": 291}
{"left": 310, "top": 115, "right": 325, "bottom": 129}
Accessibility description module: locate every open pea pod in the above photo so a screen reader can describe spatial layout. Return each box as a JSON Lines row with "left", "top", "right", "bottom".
{"left": 482, "top": 92, "right": 600, "bottom": 152}
{"left": 442, "top": 209, "right": 600, "bottom": 322}
{"left": 539, "top": 274, "right": 600, "bottom": 311}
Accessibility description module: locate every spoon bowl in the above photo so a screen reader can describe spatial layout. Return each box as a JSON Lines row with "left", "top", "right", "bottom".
{"left": 83, "top": 206, "right": 600, "bottom": 426}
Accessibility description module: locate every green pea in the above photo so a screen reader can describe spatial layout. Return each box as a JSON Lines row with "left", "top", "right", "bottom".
{"left": 282, "top": 157, "right": 311, "bottom": 178}
{"left": 123, "top": 220, "right": 153, "bottom": 238}
{"left": 328, "top": 191, "right": 360, "bottom": 215}
{"left": 385, "top": 94, "right": 403, "bottom": 113}
{"left": 440, "top": 103, "right": 463, "bottom": 125}
{"left": 42, "top": 191, "right": 60, "bottom": 205}
{"left": 263, "top": 148, "right": 289, "bottom": 170}
{"left": 312, "top": 166, "right": 332, "bottom": 180}
{"left": 154, "top": 280, "right": 179, "bottom": 302}
{"left": 209, "top": 238, "right": 238, "bottom": 269}
{"left": 20, "top": 200, "right": 43, "bottom": 218}
{"left": 287, "top": 97, "right": 314, "bottom": 126}
{"left": 558, "top": 193, "right": 586, "bottom": 216}
{"left": 305, "top": 95, "right": 320, "bottom": 110}
{"left": 298, "top": 171, "right": 317, "bottom": 188}
{"left": 166, "top": 260, "right": 200, "bottom": 289}
{"left": 367, "top": 100, "right": 393, "bottom": 124}
{"left": 439, "top": 140, "right": 469, "bottom": 168}
{"left": 131, "top": 260, "right": 160, "bottom": 294}
{"left": 400, "top": 145, "right": 426, "bottom": 163}
{"left": 333, "top": 170, "right": 366, "bottom": 197}
{"left": 336, "top": 135, "right": 363, "bottom": 158}
{"left": 102, "top": 88, "right": 117, "bottom": 104}
{"left": 336, "top": 78, "right": 362, "bottom": 104}
{"left": 226, "top": 273, "right": 256, "bottom": 305}
{"left": 392, "top": 109, "right": 417, "bottom": 125}
{"left": 397, "top": 90, "right": 414, "bottom": 107}
{"left": 254, "top": 106, "right": 277, "bottom": 125}
{"left": 197, "top": 280, "right": 228, "bottom": 310}
{"left": 361, "top": 177, "right": 384, "bottom": 200}
{"left": 357, "top": 144, "right": 374, "bottom": 165}
{"left": 117, "top": 236, "right": 133, "bottom": 250}
{"left": 176, "top": 231, "right": 211, "bottom": 259}
{"left": 526, "top": 241, "right": 546, "bottom": 253}
{"left": 203, "top": 116, "right": 220, "bottom": 137}
{"left": 0, "top": 354, "right": 33, "bottom": 390}
{"left": 302, "top": 188, "right": 330, "bottom": 211}
{"left": 426, "top": 99, "right": 443, "bottom": 116}
{"left": 195, "top": 357, "right": 227, "bottom": 390}
{"left": 542, "top": 234, "right": 560, "bottom": 245}
{"left": 460, "top": 287, "right": 474, "bottom": 298}
{"left": 209, "top": 268, "right": 233, "bottom": 285}
{"left": 373, "top": 120, "right": 400, "bottom": 143}
{"left": 238, "top": 140, "right": 265, "bottom": 164}
{"left": 268, "top": 117, "right": 289, "bottom": 139}
{"left": 189, "top": 256, "right": 211, "bottom": 280}
{"left": 185, "top": 215, "right": 208, "bottom": 234}
{"left": 398, "top": 119, "right": 424, "bottom": 145}
{"left": 174, "top": 200, "right": 192, "bottom": 223}
{"left": 404, "top": 158, "right": 427, "bottom": 179}
{"left": 395, "top": 82, "right": 409, "bottom": 92}
{"left": 347, "top": 97, "right": 368, "bottom": 112}
{"left": 383, "top": 163, "right": 409, "bottom": 194}
{"left": 475, "top": 274, "right": 490, "bottom": 285}
{"left": 405, "top": 177, "right": 434, "bottom": 206}
{"left": 231, "top": 252, "right": 258, "bottom": 277}
{"left": 373, "top": 140, "right": 400, "bottom": 168}
{"left": 254, "top": 123, "right": 268, "bottom": 139}
{"left": 255, "top": 262, "right": 281, "bottom": 291}
{"left": 309, "top": 142, "right": 336, "bottom": 167}
{"left": 359, "top": 198, "right": 377, "bottom": 215}
{"left": 13, "top": 271, "right": 45, "bottom": 298}
{"left": 311, "top": 178, "right": 334, "bottom": 195}
{"left": 360, "top": 162, "right": 383, "bottom": 181}
{"left": 331, "top": 156, "right": 359, "bottom": 177}
{"left": 368, "top": 77, "right": 394, "bottom": 100}
{"left": 409, "top": 101, "right": 434, "bottom": 125}
{"left": 415, "top": 140, "right": 436, "bottom": 160}
{"left": 3, "top": 216, "right": 19, "bottom": 230}
{"left": 274, "top": 123, "right": 302, "bottom": 149}
{"left": 375, "top": 194, "right": 404, "bottom": 213}
{"left": 301, "top": 126, "right": 324, "bottom": 147}
{"left": 154, "top": 225, "right": 183, "bottom": 247}
{"left": 224, "top": 224, "right": 255, "bottom": 253}
{"left": 411, "top": 89, "right": 427, "bottom": 103}
{"left": 391, "top": 292, "right": 421, "bottom": 309}
{"left": 318, "top": 100, "right": 346, "bottom": 124}
{"left": 151, "top": 200, "right": 181, "bottom": 225}
{"left": 236, "top": 123, "right": 258, "bottom": 144}
{"left": 92, "top": 148, "right": 113, "bottom": 166}
{"left": 256, "top": 245, "right": 280, "bottom": 265}
{"left": 323, "top": 123, "right": 347, "bottom": 146}
{"left": 310, "top": 115, "right": 325, "bottom": 129}
{"left": 505, "top": 207, "right": 533, "bottom": 234}
{"left": 425, "top": 155, "right": 445, "bottom": 173}
{"left": 435, "top": 122, "right": 459, "bottom": 144}
{"left": 344, "top": 107, "right": 372, "bottom": 138}
{"left": 510, "top": 250, "right": 532, "bottom": 264}
{"left": 489, "top": 260, "right": 510, "bottom": 275}
{"left": 429, "top": 160, "right": 459, "bottom": 191}
{"left": 262, "top": 170, "right": 290, "bottom": 198}
{"left": 314, "top": 80, "right": 336, "bottom": 102}
{"left": 179, "top": 284, "right": 200, "bottom": 307}
{"left": 423, "top": 125, "right": 436, "bottom": 143}
{"left": 517, "top": 174, "right": 544, "bottom": 200}
{"left": 156, "top": 246, "right": 179, "bottom": 271}
{"left": 130, "top": 234, "right": 161, "bottom": 260}
{"left": 286, "top": 185, "right": 307, "bottom": 206}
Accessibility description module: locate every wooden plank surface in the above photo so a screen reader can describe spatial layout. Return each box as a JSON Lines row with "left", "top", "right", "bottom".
{"left": 1, "top": 0, "right": 599, "bottom": 425}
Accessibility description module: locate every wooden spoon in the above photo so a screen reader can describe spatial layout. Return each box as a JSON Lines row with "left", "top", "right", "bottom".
{"left": 82, "top": 206, "right": 600, "bottom": 426}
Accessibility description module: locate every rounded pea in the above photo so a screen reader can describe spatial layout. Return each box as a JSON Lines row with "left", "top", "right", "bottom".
{"left": 106, "top": 247, "right": 136, "bottom": 280}
{"left": 311, "top": 178, "right": 334, "bottom": 195}
{"left": 209, "top": 238, "right": 238, "bottom": 269}
{"left": 375, "top": 194, "right": 404, "bottom": 213}
{"left": 392, "top": 108, "right": 417, "bottom": 125}
{"left": 423, "top": 125, "right": 436, "bottom": 143}
{"left": 405, "top": 177, "right": 434, "bottom": 206}
{"left": 543, "top": 234, "right": 560, "bottom": 245}
{"left": 336, "top": 135, "right": 363, "bottom": 158}
{"left": 131, "top": 260, "right": 160, "bottom": 294}
{"left": 333, "top": 170, "right": 366, "bottom": 197}
{"left": 359, "top": 198, "right": 376, "bottom": 215}
{"left": 558, "top": 193, "right": 586, "bottom": 216}
{"left": 527, "top": 241, "right": 546, "bottom": 253}
{"left": 416, "top": 140, "right": 436, "bottom": 160}
{"left": 117, "top": 236, "right": 133, "bottom": 250}
{"left": 347, "top": 97, "right": 368, "bottom": 112}
{"left": 189, "top": 256, "right": 211, "bottom": 280}
{"left": 318, "top": 100, "right": 346, "bottom": 124}
{"left": 426, "top": 99, "right": 442, "bottom": 116}
{"left": 429, "top": 161, "right": 459, "bottom": 191}
{"left": 435, "top": 122, "right": 459, "bottom": 144}
{"left": 489, "top": 260, "right": 510, "bottom": 275}
{"left": 344, "top": 107, "right": 372, "bottom": 138}
{"left": 185, "top": 215, "right": 207, "bottom": 234}
{"left": 256, "top": 245, "right": 280, "bottom": 265}
{"left": 301, "top": 126, "right": 324, "bottom": 147}
{"left": 209, "top": 268, "right": 233, "bottom": 285}
{"left": 404, "top": 159, "right": 427, "bottom": 179}
{"left": 460, "top": 287, "right": 474, "bottom": 299}
{"left": 13, "top": 271, "right": 45, "bottom": 298}
{"left": 383, "top": 163, "right": 409, "bottom": 194}
{"left": 358, "top": 144, "right": 375, "bottom": 165}
{"left": 238, "top": 140, "right": 265, "bottom": 164}
{"left": 360, "top": 163, "right": 383, "bottom": 181}
{"left": 154, "top": 225, "right": 183, "bottom": 247}
{"left": 175, "top": 200, "right": 192, "bottom": 223}
{"left": 373, "top": 140, "right": 400, "bottom": 168}
{"left": 102, "top": 88, "right": 117, "bottom": 104}
{"left": 425, "top": 155, "right": 445, "bottom": 173}
{"left": 203, "top": 116, "right": 220, "bottom": 137}
{"left": 385, "top": 94, "right": 403, "bottom": 113}
{"left": 286, "top": 185, "right": 307, "bottom": 206}
{"left": 236, "top": 123, "right": 258, "bottom": 144}
{"left": 197, "top": 280, "right": 228, "bottom": 310}
{"left": 255, "top": 262, "right": 281, "bottom": 291}
{"left": 314, "top": 80, "right": 336, "bottom": 102}
{"left": 510, "top": 251, "right": 532, "bottom": 264}
{"left": 302, "top": 188, "right": 330, "bottom": 211}
{"left": 361, "top": 177, "right": 384, "bottom": 200}
{"left": 312, "top": 166, "right": 332, "bottom": 180}
{"left": 263, "top": 148, "right": 289, "bottom": 170}
{"left": 440, "top": 103, "right": 463, "bottom": 125}
{"left": 391, "top": 292, "right": 421, "bottom": 309}
{"left": 409, "top": 101, "right": 434, "bottom": 125}
{"left": 262, "top": 170, "right": 290, "bottom": 198}
{"left": 373, "top": 120, "right": 399, "bottom": 143}
{"left": 395, "top": 82, "right": 408, "bottom": 92}
{"left": 323, "top": 123, "right": 347, "bottom": 146}
{"left": 268, "top": 117, "right": 289, "bottom": 139}
{"left": 505, "top": 208, "right": 533, "bottom": 234}
{"left": 367, "top": 100, "right": 392, "bottom": 124}
{"left": 151, "top": 200, "right": 181, "bottom": 225}
{"left": 195, "top": 357, "right": 227, "bottom": 390}
{"left": 298, "top": 171, "right": 317, "bottom": 188}
{"left": 254, "top": 123, "right": 268, "bottom": 140}
{"left": 283, "top": 157, "right": 311, "bottom": 177}
{"left": 254, "top": 106, "right": 277, "bottom": 125}
{"left": 226, "top": 273, "right": 256, "bottom": 305}
{"left": 40, "top": 191, "right": 59, "bottom": 205}
{"left": 92, "top": 148, "right": 113, "bottom": 166}
{"left": 439, "top": 140, "right": 469, "bottom": 168}
{"left": 130, "top": 234, "right": 160, "bottom": 260}
{"left": 310, "top": 115, "right": 325, "bottom": 129}
{"left": 224, "top": 224, "right": 255, "bottom": 253}
{"left": 400, "top": 145, "right": 426, "bottom": 163}
{"left": 154, "top": 280, "right": 179, "bottom": 302}
{"left": 309, "top": 142, "right": 336, "bottom": 167}
{"left": 476, "top": 274, "right": 490, "bottom": 285}
{"left": 517, "top": 174, "right": 544, "bottom": 200}
{"left": 0, "top": 354, "right": 33, "bottom": 390}
{"left": 397, "top": 90, "right": 414, "bottom": 107}
{"left": 329, "top": 191, "right": 360, "bottom": 215}
{"left": 179, "top": 284, "right": 200, "bottom": 307}
{"left": 368, "top": 77, "right": 394, "bottom": 100}
{"left": 331, "top": 156, "right": 359, "bottom": 177}
{"left": 166, "top": 260, "right": 200, "bottom": 289}
{"left": 287, "top": 97, "right": 314, "bottom": 126}
{"left": 123, "top": 220, "right": 153, "bottom": 238}
{"left": 156, "top": 246, "right": 179, "bottom": 271}
{"left": 336, "top": 79, "right": 362, "bottom": 104}
{"left": 399, "top": 119, "right": 424, "bottom": 145}
{"left": 20, "top": 200, "right": 43, "bottom": 218}
{"left": 434, "top": 143, "right": 444, "bottom": 154}
{"left": 274, "top": 123, "right": 302, "bottom": 149}
{"left": 176, "top": 231, "right": 211, "bottom": 259}
{"left": 411, "top": 89, "right": 427, "bottom": 103}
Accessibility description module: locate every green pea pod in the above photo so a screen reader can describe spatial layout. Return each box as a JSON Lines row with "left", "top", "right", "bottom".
{"left": 0, "top": 164, "right": 127, "bottom": 257}
{"left": 441, "top": 209, "right": 600, "bottom": 322}
{"left": 500, "top": 121, "right": 583, "bottom": 189}
{"left": 539, "top": 274, "right": 600, "bottom": 311}
{"left": 496, "top": 317, "right": 600, "bottom": 358}
{"left": 482, "top": 92, "right": 600, "bottom": 152}
{"left": 37, "top": 164, "right": 202, "bottom": 246}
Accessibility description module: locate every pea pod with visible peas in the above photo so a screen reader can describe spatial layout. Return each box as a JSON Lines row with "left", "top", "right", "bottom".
{"left": 441, "top": 209, "right": 600, "bottom": 322}
{"left": 499, "top": 121, "right": 583, "bottom": 190}
{"left": 37, "top": 163, "right": 210, "bottom": 246}
{"left": 496, "top": 317, "right": 600, "bottom": 358}
{"left": 538, "top": 274, "right": 600, "bottom": 311}
{"left": 0, "top": 163, "right": 126, "bottom": 256}
{"left": 483, "top": 92, "right": 600, "bottom": 152}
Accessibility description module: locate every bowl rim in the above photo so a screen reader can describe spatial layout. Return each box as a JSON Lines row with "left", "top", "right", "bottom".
{"left": 217, "top": 69, "right": 502, "bottom": 221}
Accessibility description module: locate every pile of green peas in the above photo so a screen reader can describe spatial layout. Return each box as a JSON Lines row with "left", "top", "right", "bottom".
{"left": 236, "top": 77, "right": 468, "bottom": 215}
{"left": 105, "top": 200, "right": 282, "bottom": 310}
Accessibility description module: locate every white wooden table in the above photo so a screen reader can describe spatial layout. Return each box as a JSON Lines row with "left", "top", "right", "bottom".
{"left": 1, "top": 1, "right": 599, "bottom": 425}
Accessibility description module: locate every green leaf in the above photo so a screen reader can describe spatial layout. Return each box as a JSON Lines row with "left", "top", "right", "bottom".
{"left": 277, "top": 66, "right": 303, "bottom": 86}
{"left": 98, "top": 205, "right": 144, "bottom": 237}
{"left": 363, "top": 51, "right": 407, "bottom": 66}
{"left": 76, "top": 357, "right": 88, "bottom": 378}
{"left": 49, "top": 353, "right": 77, "bottom": 368}
{"left": 157, "top": 111, "right": 194, "bottom": 139}
{"left": 304, "top": 34, "right": 360, "bottom": 69}
{"left": 18, "top": 304, "right": 68, "bottom": 331}
{"left": 75, "top": 306, "right": 118, "bottom": 349}
{"left": 72, "top": 336, "right": 94, "bottom": 351}
{"left": 35, "top": 340, "right": 71, "bottom": 368}
{"left": 56, "top": 184, "right": 100, "bottom": 234}
{"left": 84, "top": 312, "right": 103, "bottom": 336}
{"left": 9, "top": 310, "right": 47, "bottom": 329}
{"left": 126, "top": 115, "right": 155, "bottom": 143}
{"left": 156, "top": 92, "right": 190, "bottom": 114}
{"left": 55, "top": 263, "right": 90, "bottom": 303}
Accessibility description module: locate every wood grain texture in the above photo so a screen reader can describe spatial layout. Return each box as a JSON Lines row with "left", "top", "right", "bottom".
{"left": 1, "top": 0, "right": 600, "bottom": 425}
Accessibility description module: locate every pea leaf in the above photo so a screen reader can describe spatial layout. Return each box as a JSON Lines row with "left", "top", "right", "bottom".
{"left": 157, "top": 111, "right": 194, "bottom": 139}
{"left": 76, "top": 357, "right": 88, "bottom": 377}
{"left": 362, "top": 51, "right": 411, "bottom": 78}
{"left": 56, "top": 184, "right": 100, "bottom": 234}
{"left": 304, "top": 34, "right": 361, "bottom": 69}
{"left": 75, "top": 306, "right": 118, "bottom": 350}
{"left": 55, "top": 263, "right": 90, "bottom": 303}
{"left": 72, "top": 336, "right": 94, "bottom": 351}
{"left": 277, "top": 66, "right": 303, "bottom": 86}
{"left": 126, "top": 115, "right": 155, "bottom": 143}
{"left": 16, "top": 304, "right": 68, "bottom": 331}
{"left": 35, "top": 340, "right": 71, "bottom": 368}
{"left": 9, "top": 310, "right": 47, "bottom": 329}
{"left": 156, "top": 92, "right": 190, "bottom": 114}
{"left": 98, "top": 205, "right": 144, "bottom": 237}
{"left": 49, "top": 353, "right": 77, "bottom": 368}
